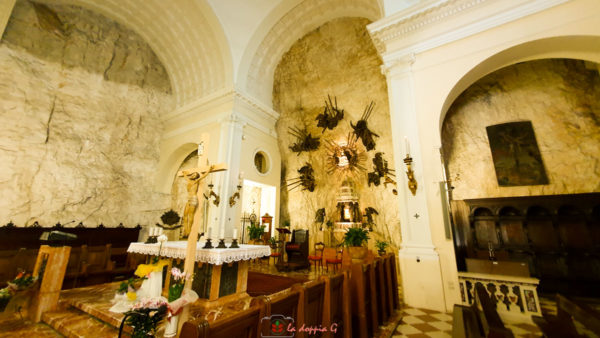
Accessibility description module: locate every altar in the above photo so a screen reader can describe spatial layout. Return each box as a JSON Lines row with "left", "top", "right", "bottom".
{"left": 127, "top": 241, "right": 270, "bottom": 307}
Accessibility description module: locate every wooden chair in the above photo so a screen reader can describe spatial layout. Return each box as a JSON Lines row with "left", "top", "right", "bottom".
{"left": 63, "top": 245, "right": 84, "bottom": 288}
{"left": 180, "top": 305, "right": 261, "bottom": 338}
{"left": 373, "top": 258, "right": 390, "bottom": 324}
{"left": 251, "top": 283, "right": 303, "bottom": 337}
{"left": 350, "top": 262, "right": 378, "bottom": 338}
{"left": 308, "top": 242, "right": 325, "bottom": 272}
{"left": 297, "top": 280, "right": 326, "bottom": 338}
{"left": 80, "top": 244, "right": 113, "bottom": 285}
{"left": 325, "top": 247, "right": 343, "bottom": 272}
{"left": 320, "top": 272, "right": 351, "bottom": 338}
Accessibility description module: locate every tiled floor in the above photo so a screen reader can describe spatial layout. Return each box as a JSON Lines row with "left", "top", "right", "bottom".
{"left": 392, "top": 306, "right": 544, "bottom": 338}
{"left": 392, "top": 307, "right": 453, "bottom": 338}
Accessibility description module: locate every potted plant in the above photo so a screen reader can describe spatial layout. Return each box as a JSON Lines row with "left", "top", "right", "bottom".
{"left": 343, "top": 227, "right": 370, "bottom": 263}
{"left": 268, "top": 237, "right": 278, "bottom": 249}
{"left": 247, "top": 223, "right": 266, "bottom": 244}
{"left": 375, "top": 240, "right": 389, "bottom": 256}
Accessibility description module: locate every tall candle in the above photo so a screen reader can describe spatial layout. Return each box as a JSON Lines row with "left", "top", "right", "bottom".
{"left": 206, "top": 226, "right": 212, "bottom": 239}
{"left": 405, "top": 136, "right": 410, "bottom": 156}
{"left": 220, "top": 227, "right": 225, "bottom": 239}
{"left": 233, "top": 229, "right": 238, "bottom": 239}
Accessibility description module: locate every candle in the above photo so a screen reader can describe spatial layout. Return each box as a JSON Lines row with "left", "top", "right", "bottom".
{"left": 233, "top": 229, "right": 238, "bottom": 239}
{"left": 405, "top": 136, "right": 411, "bottom": 157}
{"left": 206, "top": 226, "right": 212, "bottom": 239}
{"left": 220, "top": 227, "right": 225, "bottom": 239}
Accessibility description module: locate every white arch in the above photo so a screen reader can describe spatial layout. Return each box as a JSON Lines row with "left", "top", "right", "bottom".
{"left": 38, "top": 0, "right": 233, "bottom": 108}
{"left": 439, "top": 35, "right": 600, "bottom": 130}
{"left": 239, "top": 0, "right": 383, "bottom": 108}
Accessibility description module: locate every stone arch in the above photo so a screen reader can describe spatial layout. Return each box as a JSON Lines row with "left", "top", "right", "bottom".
{"left": 438, "top": 35, "right": 600, "bottom": 131}
{"left": 239, "top": 0, "right": 383, "bottom": 108}
{"left": 37, "top": 0, "right": 233, "bottom": 108}
{"left": 156, "top": 142, "right": 199, "bottom": 194}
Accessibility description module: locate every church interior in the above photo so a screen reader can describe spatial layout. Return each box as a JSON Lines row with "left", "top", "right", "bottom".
{"left": 0, "top": 0, "right": 599, "bottom": 337}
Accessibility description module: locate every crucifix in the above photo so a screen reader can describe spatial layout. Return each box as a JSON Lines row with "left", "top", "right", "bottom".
{"left": 177, "top": 134, "right": 227, "bottom": 315}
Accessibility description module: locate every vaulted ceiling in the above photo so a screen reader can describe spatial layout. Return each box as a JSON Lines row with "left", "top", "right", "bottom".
{"left": 32, "top": 0, "right": 384, "bottom": 111}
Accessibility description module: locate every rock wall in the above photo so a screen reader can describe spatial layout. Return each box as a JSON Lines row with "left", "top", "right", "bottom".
{"left": 273, "top": 18, "right": 400, "bottom": 247}
{"left": 0, "top": 1, "right": 173, "bottom": 226}
{"left": 442, "top": 59, "right": 600, "bottom": 200}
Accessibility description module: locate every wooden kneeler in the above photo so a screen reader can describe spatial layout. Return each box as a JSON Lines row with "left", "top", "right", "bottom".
{"left": 29, "top": 245, "right": 71, "bottom": 322}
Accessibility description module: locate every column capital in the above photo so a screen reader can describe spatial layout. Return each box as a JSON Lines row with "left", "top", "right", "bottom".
{"left": 381, "top": 52, "right": 416, "bottom": 77}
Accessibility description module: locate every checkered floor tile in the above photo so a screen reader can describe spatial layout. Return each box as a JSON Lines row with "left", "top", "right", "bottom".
{"left": 392, "top": 307, "right": 452, "bottom": 338}
{"left": 392, "top": 306, "right": 544, "bottom": 338}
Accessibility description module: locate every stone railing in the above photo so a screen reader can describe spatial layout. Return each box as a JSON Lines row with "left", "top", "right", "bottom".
{"left": 458, "top": 272, "right": 541, "bottom": 322}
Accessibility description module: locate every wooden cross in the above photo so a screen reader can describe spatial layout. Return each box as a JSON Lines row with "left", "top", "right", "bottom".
{"left": 177, "top": 134, "right": 227, "bottom": 296}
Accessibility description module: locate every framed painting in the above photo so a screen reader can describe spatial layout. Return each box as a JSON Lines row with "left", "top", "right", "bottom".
{"left": 486, "top": 121, "right": 548, "bottom": 186}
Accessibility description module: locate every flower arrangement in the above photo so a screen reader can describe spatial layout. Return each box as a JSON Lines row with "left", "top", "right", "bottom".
{"left": 134, "top": 259, "right": 169, "bottom": 279}
{"left": 120, "top": 297, "right": 168, "bottom": 338}
{"left": 0, "top": 270, "right": 38, "bottom": 312}
{"left": 168, "top": 267, "right": 190, "bottom": 302}
{"left": 117, "top": 277, "right": 146, "bottom": 301}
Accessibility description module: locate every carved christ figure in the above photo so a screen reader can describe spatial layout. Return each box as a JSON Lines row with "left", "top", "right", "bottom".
{"left": 181, "top": 168, "right": 213, "bottom": 238}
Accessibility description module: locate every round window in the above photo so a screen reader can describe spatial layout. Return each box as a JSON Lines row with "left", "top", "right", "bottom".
{"left": 254, "top": 151, "right": 270, "bottom": 174}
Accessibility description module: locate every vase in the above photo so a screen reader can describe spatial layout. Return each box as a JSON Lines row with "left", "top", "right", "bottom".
{"left": 138, "top": 271, "right": 163, "bottom": 298}
{"left": 349, "top": 246, "right": 367, "bottom": 263}
{"left": 378, "top": 250, "right": 386, "bottom": 256}
{"left": 164, "top": 314, "right": 179, "bottom": 337}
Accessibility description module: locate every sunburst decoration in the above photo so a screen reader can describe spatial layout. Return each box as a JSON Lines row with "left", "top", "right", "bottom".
{"left": 325, "top": 133, "right": 367, "bottom": 177}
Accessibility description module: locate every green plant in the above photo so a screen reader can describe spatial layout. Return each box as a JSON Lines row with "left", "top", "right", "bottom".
{"left": 268, "top": 237, "right": 278, "bottom": 248}
{"left": 281, "top": 220, "right": 291, "bottom": 228}
{"left": 117, "top": 277, "right": 146, "bottom": 294}
{"left": 120, "top": 299, "right": 168, "bottom": 338}
{"left": 326, "top": 220, "right": 334, "bottom": 229}
{"left": 247, "top": 224, "right": 266, "bottom": 240}
{"left": 343, "top": 227, "right": 370, "bottom": 247}
{"left": 375, "top": 240, "right": 389, "bottom": 252}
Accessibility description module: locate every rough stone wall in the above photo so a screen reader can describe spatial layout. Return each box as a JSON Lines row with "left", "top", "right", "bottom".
{"left": 0, "top": 0, "right": 173, "bottom": 226}
{"left": 273, "top": 18, "right": 400, "bottom": 247}
{"left": 442, "top": 59, "right": 600, "bottom": 200}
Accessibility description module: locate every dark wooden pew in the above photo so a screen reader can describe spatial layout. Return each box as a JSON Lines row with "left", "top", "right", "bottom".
{"left": 319, "top": 272, "right": 351, "bottom": 338}
{"left": 180, "top": 305, "right": 261, "bottom": 338}
{"left": 452, "top": 283, "right": 514, "bottom": 338}
{"left": 534, "top": 294, "right": 600, "bottom": 337}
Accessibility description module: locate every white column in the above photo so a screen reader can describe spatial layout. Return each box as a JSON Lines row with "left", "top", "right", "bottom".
{"left": 0, "top": 0, "right": 16, "bottom": 40}
{"left": 214, "top": 114, "right": 245, "bottom": 239}
{"left": 384, "top": 55, "right": 447, "bottom": 312}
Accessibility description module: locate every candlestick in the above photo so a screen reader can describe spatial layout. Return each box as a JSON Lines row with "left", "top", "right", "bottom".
{"left": 233, "top": 229, "right": 238, "bottom": 239}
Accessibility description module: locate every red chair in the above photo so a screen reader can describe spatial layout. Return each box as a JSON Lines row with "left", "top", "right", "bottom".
{"left": 325, "top": 247, "right": 343, "bottom": 272}
{"left": 308, "top": 242, "right": 324, "bottom": 272}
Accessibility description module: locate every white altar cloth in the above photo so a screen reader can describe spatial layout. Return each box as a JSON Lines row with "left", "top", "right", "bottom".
{"left": 127, "top": 241, "right": 271, "bottom": 265}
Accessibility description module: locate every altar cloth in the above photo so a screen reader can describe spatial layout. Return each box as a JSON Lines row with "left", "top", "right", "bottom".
{"left": 127, "top": 241, "right": 271, "bottom": 265}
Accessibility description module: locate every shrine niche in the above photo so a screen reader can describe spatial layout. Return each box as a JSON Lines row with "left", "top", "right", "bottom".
{"left": 273, "top": 17, "right": 400, "bottom": 248}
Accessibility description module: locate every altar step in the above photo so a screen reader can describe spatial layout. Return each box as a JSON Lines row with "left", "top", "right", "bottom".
{"left": 42, "top": 306, "right": 121, "bottom": 338}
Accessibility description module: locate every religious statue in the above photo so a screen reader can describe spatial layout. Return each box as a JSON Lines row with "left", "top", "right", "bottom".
{"left": 181, "top": 168, "right": 212, "bottom": 238}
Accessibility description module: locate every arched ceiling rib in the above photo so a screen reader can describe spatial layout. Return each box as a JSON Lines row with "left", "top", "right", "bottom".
{"left": 36, "top": 0, "right": 233, "bottom": 108}
{"left": 240, "top": 0, "right": 383, "bottom": 109}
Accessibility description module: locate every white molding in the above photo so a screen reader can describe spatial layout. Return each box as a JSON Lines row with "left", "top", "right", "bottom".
{"left": 369, "top": 0, "right": 570, "bottom": 67}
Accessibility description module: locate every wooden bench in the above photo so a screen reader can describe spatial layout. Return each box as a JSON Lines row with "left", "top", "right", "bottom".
{"left": 180, "top": 305, "right": 261, "bottom": 338}
{"left": 319, "top": 272, "right": 351, "bottom": 338}
{"left": 350, "top": 261, "right": 378, "bottom": 338}
{"left": 452, "top": 283, "right": 514, "bottom": 338}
